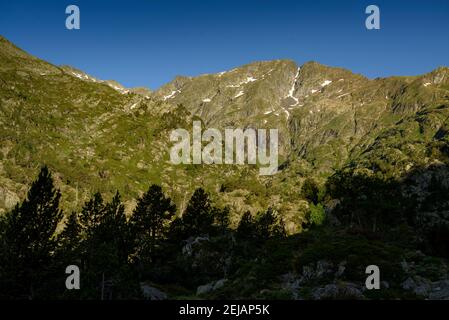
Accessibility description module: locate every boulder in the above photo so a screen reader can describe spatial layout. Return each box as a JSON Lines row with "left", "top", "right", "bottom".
{"left": 140, "top": 283, "right": 167, "bottom": 300}
{"left": 196, "top": 279, "right": 227, "bottom": 296}
{"left": 401, "top": 276, "right": 431, "bottom": 297}
{"left": 182, "top": 236, "right": 209, "bottom": 256}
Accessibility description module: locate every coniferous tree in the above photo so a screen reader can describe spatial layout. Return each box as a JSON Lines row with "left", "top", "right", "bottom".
{"left": 213, "top": 206, "right": 230, "bottom": 235}
{"left": 236, "top": 211, "right": 256, "bottom": 241}
{"left": 58, "top": 211, "right": 81, "bottom": 263}
{"left": 77, "top": 191, "right": 137, "bottom": 299}
{"left": 130, "top": 184, "right": 176, "bottom": 262}
{"left": 178, "top": 188, "right": 214, "bottom": 238}
{"left": 79, "top": 192, "right": 105, "bottom": 238}
{"left": 0, "top": 166, "right": 63, "bottom": 299}
{"left": 256, "top": 207, "right": 285, "bottom": 240}
{"left": 90, "top": 192, "right": 130, "bottom": 275}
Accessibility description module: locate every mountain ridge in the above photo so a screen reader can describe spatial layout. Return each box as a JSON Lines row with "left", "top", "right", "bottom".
{"left": 1, "top": 35, "right": 448, "bottom": 235}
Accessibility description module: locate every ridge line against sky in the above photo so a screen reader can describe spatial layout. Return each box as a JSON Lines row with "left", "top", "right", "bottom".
{"left": 0, "top": 0, "right": 448, "bottom": 90}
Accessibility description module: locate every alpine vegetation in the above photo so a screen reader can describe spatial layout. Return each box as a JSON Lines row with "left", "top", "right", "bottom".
{"left": 1, "top": 34, "right": 449, "bottom": 300}
{"left": 170, "top": 121, "right": 279, "bottom": 175}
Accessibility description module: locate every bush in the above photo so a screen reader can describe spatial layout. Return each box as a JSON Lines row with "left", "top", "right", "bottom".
{"left": 307, "top": 203, "right": 326, "bottom": 226}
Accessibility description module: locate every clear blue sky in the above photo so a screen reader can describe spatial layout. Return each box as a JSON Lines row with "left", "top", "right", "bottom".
{"left": 0, "top": 0, "right": 448, "bottom": 89}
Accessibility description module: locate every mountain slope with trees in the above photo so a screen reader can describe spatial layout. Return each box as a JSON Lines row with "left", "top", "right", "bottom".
{"left": 0, "top": 35, "right": 449, "bottom": 299}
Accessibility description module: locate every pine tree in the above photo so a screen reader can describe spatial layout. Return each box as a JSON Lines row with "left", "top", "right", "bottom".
{"left": 80, "top": 192, "right": 136, "bottom": 299}
{"left": 130, "top": 184, "right": 176, "bottom": 262}
{"left": 91, "top": 192, "right": 130, "bottom": 271}
{"left": 236, "top": 211, "right": 256, "bottom": 240}
{"left": 79, "top": 192, "right": 105, "bottom": 238}
{"left": 0, "top": 166, "right": 63, "bottom": 299}
{"left": 58, "top": 211, "right": 81, "bottom": 261}
{"left": 256, "top": 207, "right": 284, "bottom": 240}
{"left": 213, "top": 206, "right": 230, "bottom": 235}
{"left": 180, "top": 188, "right": 214, "bottom": 238}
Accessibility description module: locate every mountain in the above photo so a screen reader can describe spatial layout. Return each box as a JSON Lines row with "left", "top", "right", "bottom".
{"left": 60, "top": 65, "right": 152, "bottom": 97}
{"left": 1, "top": 35, "right": 449, "bottom": 300}
{"left": 1, "top": 34, "right": 449, "bottom": 234}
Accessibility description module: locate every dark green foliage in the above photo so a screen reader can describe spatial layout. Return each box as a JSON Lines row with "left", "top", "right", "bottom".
{"left": 130, "top": 184, "right": 176, "bottom": 263}
{"left": 294, "top": 232, "right": 406, "bottom": 284}
{"left": 58, "top": 211, "right": 81, "bottom": 261}
{"left": 80, "top": 192, "right": 136, "bottom": 298}
{"left": 302, "top": 178, "right": 321, "bottom": 204}
{"left": 0, "top": 166, "right": 63, "bottom": 299}
{"left": 326, "top": 170, "right": 413, "bottom": 231}
{"left": 79, "top": 192, "right": 105, "bottom": 237}
{"left": 170, "top": 188, "right": 215, "bottom": 240}
{"left": 255, "top": 207, "right": 286, "bottom": 240}
{"left": 236, "top": 211, "right": 256, "bottom": 241}
{"left": 213, "top": 206, "right": 230, "bottom": 235}
{"left": 1, "top": 165, "right": 448, "bottom": 300}
{"left": 306, "top": 203, "right": 326, "bottom": 227}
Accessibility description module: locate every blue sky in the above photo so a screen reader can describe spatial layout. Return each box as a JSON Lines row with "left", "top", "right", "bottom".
{"left": 0, "top": 0, "right": 448, "bottom": 89}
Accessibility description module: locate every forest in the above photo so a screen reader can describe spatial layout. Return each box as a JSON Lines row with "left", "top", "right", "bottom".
{"left": 1, "top": 164, "right": 448, "bottom": 300}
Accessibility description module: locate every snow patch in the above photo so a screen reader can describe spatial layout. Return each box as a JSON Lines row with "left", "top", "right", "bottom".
{"left": 321, "top": 80, "right": 332, "bottom": 87}
{"left": 311, "top": 89, "right": 318, "bottom": 94}
{"left": 285, "top": 67, "right": 300, "bottom": 105}
{"left": 424, "top": 82, "right": 431, "bottom": 87}
{"left": 72, "top": 72, "right": 86, "bottom": 80}
{"left": 337, "top": 93, "right": 350, "bottom": 99}
{"left": 234, "top": 91, "right": 244, "bottom": 98}
{"left": 107, "top": 84, "right": 129, "bottom": 94}
{"left": 163, "top": 90, "right": 181, "bottom": 100}
{"left": 202, "top": 98, "right": 211, "bottom": 102}
{"left": 226, "top": 76, "right": 258, "bottom": 88}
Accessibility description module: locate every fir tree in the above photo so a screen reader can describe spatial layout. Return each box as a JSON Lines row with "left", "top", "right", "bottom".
{"left": 0, "top": 166, "right": 63, "bottom": 299}
{"left": 213, "top": 206, "right": 230, "bottom": 235}
{"left": 256, "top": 207, "right": 285, "bottom": 240}
{"left": 58, "top": 211, "right": 81, "bottom": 262}
{"left": 179, "top": 188, "right": 214, "bottom": 238}
{"left": 236, "top": 211, "right": 256, "bottom": 240}
{"left": 130, "top": 184, "right": 176, "bottom": 262}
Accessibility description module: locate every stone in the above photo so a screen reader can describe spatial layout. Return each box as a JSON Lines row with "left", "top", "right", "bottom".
{"left": 0, "top": 187, "right": 20, "bottom": 209}
{"left": 401, "top": 276, "right": 431, "bottom": 297}
{"left": 429, "top": 280, "right": 449, "bottom": 300}
{"left": 196, "top": 279, "right": 227, "bottom": 296}
{"left": 140, "top": 283, "right": 167, "bottom": 300}
{"left": 182, "top": 236, "right": 209, "bottom": 256}
{"left": 335, "top": 261, "right": 347, "bottom": 278}
{"left": 312, "top": 282, "right": 364, "bottom": 300}
{"left": 316, "top": 260, "right": 333, "bottom": 277}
